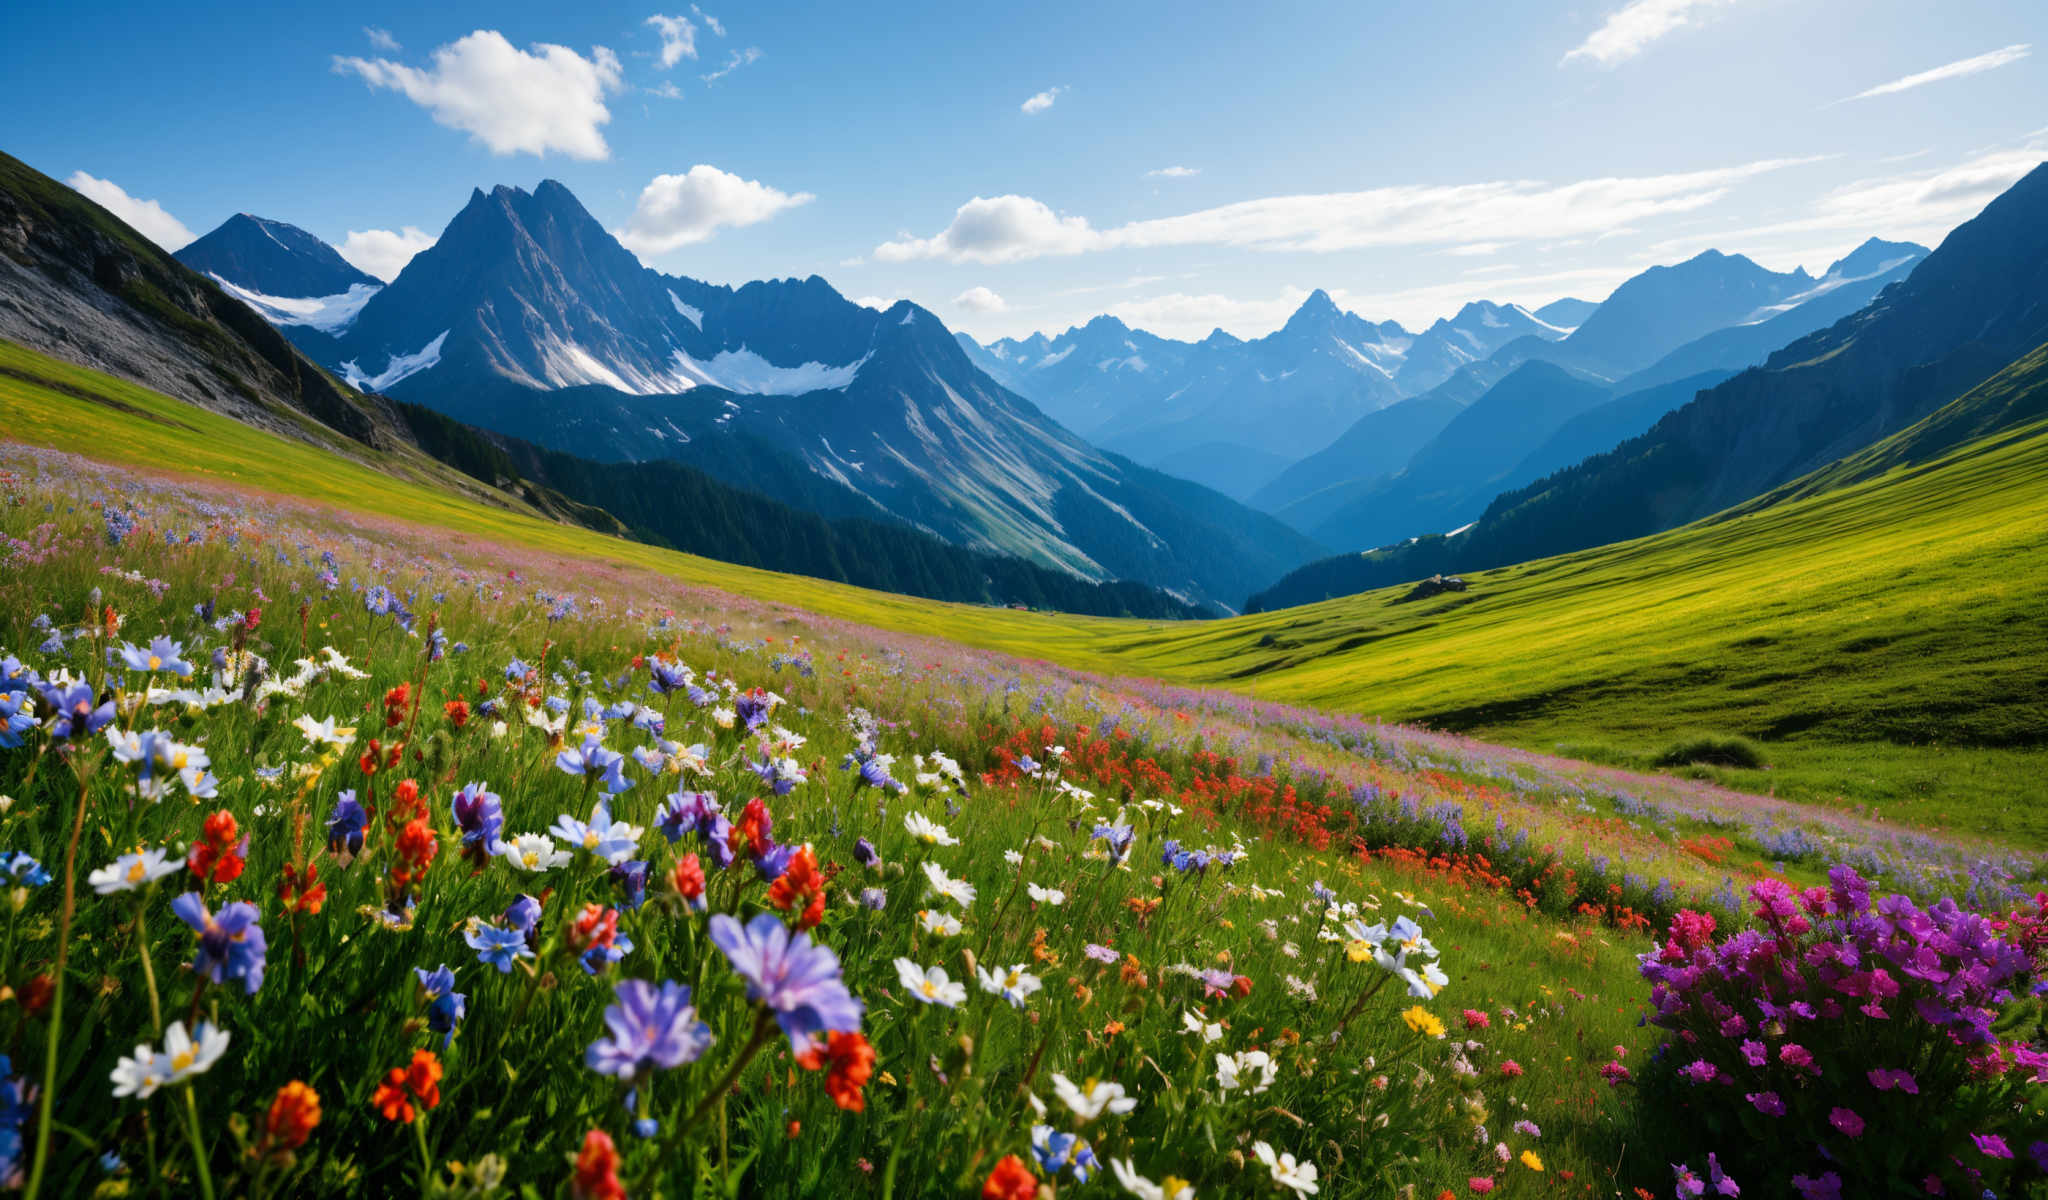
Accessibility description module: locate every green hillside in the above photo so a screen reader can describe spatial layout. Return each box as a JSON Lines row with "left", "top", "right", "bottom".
{"left": 6, "top": 336, "right": 2046, "bottom": 833}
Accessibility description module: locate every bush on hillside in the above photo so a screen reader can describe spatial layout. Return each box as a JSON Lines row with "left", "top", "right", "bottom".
{"left": 1653, "top": 732, "right": 1768, "bottom": 769}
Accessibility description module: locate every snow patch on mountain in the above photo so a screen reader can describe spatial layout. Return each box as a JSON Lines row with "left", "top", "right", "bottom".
{"left": 211, "top": 275, "right": 381, "bottom": 334}
{"left": 667, "top": 290, "right": 704, "bottom": 331}
{"left": 341, "top": 331, "right": 447, "bottom": 391}
{"left": 670, "top": 347, "right": 871, "bottom": 395}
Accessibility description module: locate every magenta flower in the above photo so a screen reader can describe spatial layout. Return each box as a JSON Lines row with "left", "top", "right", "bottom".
{"left": 1746, "top": 1090, "right": 1785, "bottom": 1116}
{"left": 1778, "top": 1043, "right": 1817, "bottom": 1072}
{"left": 1679, "top": 1058, "right": 1719, "bottom": 1085}
{"left": 1970, "top": 1133, "right": 2012, "bottom": 1159}
{"left": 1828, "top": 1107, "right": 1864, "bottom": 1138}
{"left": 1739, "top": 1039, "right": 1766, "bottom": 1067}
{"left": 1867, "top": 1067, "right": 1919, "bottom": 1093}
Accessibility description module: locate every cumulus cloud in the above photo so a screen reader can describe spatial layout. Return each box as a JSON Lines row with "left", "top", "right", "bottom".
{"left": 953, "top": 286, "right": 1008, "bottom": 313}
{"left": 1840, "top": 44, "right": 2030, "bottom": 103}
{"left": 702, "top": 46, "right": 760, "bottom": 84}
{"left": 334, "top": 30, "right": 624, "bottom": 160}
{"left": 615, "top": 165, "right": 814, "bottom": 257}
{"left": 646, "top": 14, "right": 698, "bottom": 67}
{"left": 1020, "top": 87, "right": 1063, "bottom": 115}
{"left": 338, "top": 226, "right": 437, "bottom": 281}
{"left": 1562, "top": 0, "right": 1738, "bottom": 67}
{"left": 66, "top": 172, "right": 194, "bottom": 250}
{"left": 364, "top": 27, "right": 402, "bottom": 53}
{"left": 1146, "top": 165, "right": 1199, "bottom": 178}
{"left": 873, "top": 158, "right": 1818, "bottom": 264}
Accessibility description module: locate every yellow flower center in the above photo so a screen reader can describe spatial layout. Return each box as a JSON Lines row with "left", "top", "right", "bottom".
{"left": 920, "top": 980, "right": 938, "bottom": 998}
{"left": 126, "top": 860, "right": 147, "bottom": 884}
{"left": 172, "top": 1049, "right": 194, "bottom": 1071}
{"left": 523, "top": 852, "right": 539, "bottom": 868}
{"left": 584, "top": 830, "right": 601, "bottom": 848}
{"left": 148, "top": 656, "right": 162, "bottom": 670}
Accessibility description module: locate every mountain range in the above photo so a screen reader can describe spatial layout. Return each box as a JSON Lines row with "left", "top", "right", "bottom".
{"left": 958, "top": 294, "right": 1579, "bottom": 498}
{"left": 1249, "top": 163, "right": 2048, "bottom": 610}
{"left": 141, "top": 176, "right": 1324, "bottom": 609}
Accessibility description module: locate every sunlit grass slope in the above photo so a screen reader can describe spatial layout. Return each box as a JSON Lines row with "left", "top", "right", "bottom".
{"left": 6, "top": 337, "right": 2046, "bottom": 832}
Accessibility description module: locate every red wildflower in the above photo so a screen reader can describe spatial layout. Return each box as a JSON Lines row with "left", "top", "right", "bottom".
{"left": 566, "top": 904, "right": 619, "bottom": 954}
{"left": 796, "top": 1031, "right": 875, "bottom": 1112}
{"left": 278, "top": 861, "right": 326, "bottom": 916}
{"left": 443, "top": 699, "right": 470, "bottom": 729}
{"left": 187, "top": 809, "right": 247, "bottom": 884}
{"left": 390, "top": 818, "right": 438, "bottom": 894}
{"left": 372, "top": 1069, "right": 414, "bottom": 1123}
{"left": 390, "top": 778, "right": 425, "bottom": 824}
{"left": 358, "top": 738, "right": 401, "bottom": 776}
{"left": 670, "top": 853, "right": 705, "bottom": 907}
{"left": 1500, "top": 1060, "right": 1524, "bottom": 1078}
{"left": 767, "top": 844, "right": 826, "bottom": 930}
{"left": 981, "top": 1154, "right": 1038, "bottom": 1200}
{"left": 731, "top": 797, "right": 773, "bottom": 859}
{"left": 571, "top": 1129, "right": 625, "bottom": 1200}
{"left": 382, "top": 683, "right": 413, "bottom": 728}
{"left": 263, "top": 1081, "right": 321, "bottom": 1152}
{"left": 403, "top": 1049, "right": 442, "bottom": 1110}
{"left": 243, "top": 608, "right": 262, "bottom": 631}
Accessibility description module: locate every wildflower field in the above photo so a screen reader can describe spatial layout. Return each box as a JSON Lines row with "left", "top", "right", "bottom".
{"left": 0, "top": 438, "right": 2044, "bottom": 1199}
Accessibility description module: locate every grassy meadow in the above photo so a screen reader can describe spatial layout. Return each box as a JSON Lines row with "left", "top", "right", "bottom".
{"left": 5, "top": 338, "right": 2045, "bottom": 839}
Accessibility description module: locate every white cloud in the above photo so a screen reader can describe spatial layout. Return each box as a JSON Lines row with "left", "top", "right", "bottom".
{"left": 66, "top": 172, "right": 194, "bottom": 250}
{"left": 334, "top": 30, "right": 624, "bottom": 160}
{"left": 853, "top": 295, "right": 892, "bottom": 310}
{"left": 874, "top": 157, "right": 1819, "bottom": 264}
{"left": 1444, "top": 241, "right": 1507, "bottom": 256}
{"left": 1562, "top": 0, "right": 1737, "bottom": 68}
{"left": 646, "top": 14, "right": 698, "bottom": 67}
{"left": 702, "top": 46, "right": 760, "bottom": 84}
{"left": 1840, "top": 44, "right": 2030, "bottom": 103}
{"left": 648, "top": 81, "right": 685, "bottom": 100}
{"left": 1020, "top": 87, "right": 1063, "bottom": 115}
{"left": 953, "top": 286, "right": 1008, "bottom": 313}
{"left": 338, "top": 226, "right": 437, "bottom": 281}
{"left": 364, "top": 27, "right": 402, "bottom": 53}
{"left": 615, "top": 165, "right": 814, "bottom": 257}
{"left": 692, "top": 5, "right": 726, "bottom": 37}
{"left": 1646, "top": 141, "right": 2046, "bottom": 259}
{"left": 1146, "top": 165, "right": 1199, "bottom": 178}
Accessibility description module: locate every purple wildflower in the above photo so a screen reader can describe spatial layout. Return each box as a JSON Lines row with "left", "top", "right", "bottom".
{"left": 584, "top": 979, "right": 713, "bottom": 1079}
{"left": 708, "top": 913, "right": 863, "bottom": 1049}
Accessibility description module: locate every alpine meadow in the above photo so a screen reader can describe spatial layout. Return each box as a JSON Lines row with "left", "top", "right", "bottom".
{"left": 2, "top": 3, "right": 2047, "bottom": 1199}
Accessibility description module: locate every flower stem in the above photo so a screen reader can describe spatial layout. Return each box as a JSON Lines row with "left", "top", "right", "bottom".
{"left": 23, "top": 759, "right": 94, "bottom": 1200}
{"left": 136, "top": 901, "right": 164, "bottom": 1034}
{"left": 180, "top": 1086, "right": 218, "bottom": 1200}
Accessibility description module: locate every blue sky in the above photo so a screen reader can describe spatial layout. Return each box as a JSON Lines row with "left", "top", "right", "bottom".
{"left": 9, "top": 0, "right": 2046, "bottom": 339}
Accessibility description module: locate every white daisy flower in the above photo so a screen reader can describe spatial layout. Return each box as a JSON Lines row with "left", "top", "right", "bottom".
{"left": 1051, "top": 1072, "right": 1137, "bottom": 1121}
{"left": 1252, "top": 1143, "right": 1318, "bottom": 1195}
{"left": 975, "top": 963, "right": 1043, "bottom": 1008}
{"left": 894, "top": 958, "right": 968, "bottom": 1008}
{"left": 89, "top": 848, "right": 182, "bottom": 894}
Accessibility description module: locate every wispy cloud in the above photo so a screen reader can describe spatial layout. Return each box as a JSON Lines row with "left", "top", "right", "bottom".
{"left": 1020, "top": 87, "right": 1063, "bottom": 115}
{"left": 66, "top": 172, "right": 195, "bottom": 250}
{"left": 1146, "top": 165, "right": 1199, "bottom": 178}
{"left": 874, "top": 157, "right": 1822, "bottom": 264}
{"left": 334, "top": 31, "right": 624, "bottom": 160}
{"left": 364, "top": 27, "right": 402, "bottom": 53}
{"left": 645, "top": 14, "right": 698, "bottom": 68}
{"left": 1838, "top": 43, "right": 2030, "bottom": 103}
{"left": 1562, "top": 0, "right": 1738, "bottom": 68}
{"left": 1646, "top": 140, "right": 2046, "bottom": 260}
{"left": 691, "top": 5, "right": 725, "bottom": 38}
{"left": 701, "top": 45, "right": 760, "bottom": 84}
